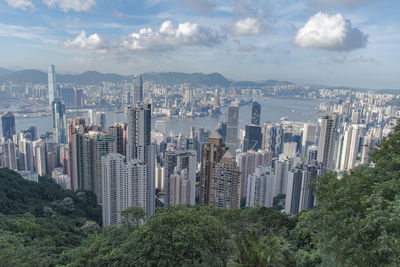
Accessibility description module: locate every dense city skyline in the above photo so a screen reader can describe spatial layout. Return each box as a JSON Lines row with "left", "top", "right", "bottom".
{"left": 1, "top": 0, "right": 399, "bottom": 89}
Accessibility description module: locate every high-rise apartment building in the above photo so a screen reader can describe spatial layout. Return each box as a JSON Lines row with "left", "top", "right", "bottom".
{"left": 126, "top": 102, "right": 155, "bottom": 217}
{"left": 199, "top": 131, "right": 228, "bottom": 206}
{"left": 102, "top": 153, "right": 126, "bottom": 226}
{"left": 211, "top": 151, "right": 241, "bottom": 209}
{"left": 163, "top": 149, "right": 196, "bottom": 206}
{"left": 337, "top": 124, "right": 361, "bottom": 171}
{"left": 2, "top": 112, "right": 15, "bottom": 141}
{"left": 34, "top": 140, "right": 47, "bottom": 176}
{"left": 2, "top": 140, "right": 17, "bottom": 170}
{"left": 237, "top": 149, "right": 273, "bottom": 200}
{"left": 108, "top": 123, "right": 127, "bottom": 156}
{"left": 317, "top": 114, "right": 338, "bottom": 170}
{"left": 19, "top": 137, "right": 34, "bottom": 171}
{"left": 246, "top": 166, "right": 274, "bottom": 208}
{"left": 285, "top": 166, "right": 303, "bottom": 215}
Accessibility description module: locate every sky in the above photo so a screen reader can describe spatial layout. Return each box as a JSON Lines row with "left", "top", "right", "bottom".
{"left": 0, "top": 0, "right": 399, "bottom": 89}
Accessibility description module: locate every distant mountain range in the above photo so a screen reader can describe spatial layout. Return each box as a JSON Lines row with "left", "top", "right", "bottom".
{"left": 0, "top": 68, "right": 294, "bottom": 88}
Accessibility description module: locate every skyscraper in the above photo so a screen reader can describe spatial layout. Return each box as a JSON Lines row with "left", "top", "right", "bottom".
{"left": 163, "top": 149, "right": 196, "bottom": 207}
{"left": 126, "top": 102, "right": 155, "bottom": 217}
{"left": 226, "top": 104, "right": 239, "bottom": 155}
{"left": 108, "top": 123, "right": 127, "bottom": 156}
{"left": 337, "top": 124, "right": 361, "bottom": 171}
{"left": 52, "top": 99, "right": 67, "bottom": 144}
{"left": 92, "top": 132, "right": 114, "bottom": 204}
{"left": 48, "top": 65, "right": 56, "bottom": 106}
{"left": 302, "top": 123, "right": 317, "bottom": 156}
{"left": 262, "top": 122, "right": 275, "bottom": 151}
{"left": 246, "top": 166, "right": 274, "bottom": 208}
{"left": 132, "top": 74, "right": 143, "bottom": 106}
{"left": 199, "top": 130, "right": 228, "bottom": 206}
{"left": 251, "top": 101, "right": 261, "bottom": 125}
{"left": 102, "top": 153, "right": 126, "bottom": 226}
{"left": 317, "top": 114, "right": 338, "bottom": 170}
{"left": 95, "top": 111, "right": 106, "bottom": 131}
{"left": 243, "top": 124, "right": 262, "bottom": 152}
{"left": 19, "top": 137, "right": 34, "bottom": 171}
{"left": 2, "top": 140, "right": 17, "bottom": 170}
{"left": 1, "top": 111, "right": 15, "bottom": 141}
{"left": 285, "top": 166, "right": 303, "bottom": 215}
{"left": 211, "top": 151, "right": 241, "bottom": 209}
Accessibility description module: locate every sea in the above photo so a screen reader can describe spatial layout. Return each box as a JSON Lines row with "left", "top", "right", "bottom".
{"left": 1, "top": 97, "right": 326, "bottom": 138}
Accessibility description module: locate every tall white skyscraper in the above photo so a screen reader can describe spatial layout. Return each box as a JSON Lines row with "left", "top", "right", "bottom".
{"left": 338, "top": 124, "right": 361, "bottom": 171}
{"left": 102, "top": 153, "right": 126, "bottom": 226}
{"left": 164, "top": 149, "right": 196, "bottom": 206}
{"left": 34, "top": 141, "right": 47, "bottom": 176}
{"left": 246, "top": 166, "right": 274, "bottom": 208}
{"left": 48, "top": 65, "right": 56, "bottom": 106}
{"left": 127, "top": 101, "right": 155, "bottom": 217}
{"left": 2, "top": 140, "right": 17, "bottom": 170}
{"left": 132, "top": 74, "right": 143, "bottom": 106}
{"left": 19, "top": 137, "right": 34, "bottom": 171}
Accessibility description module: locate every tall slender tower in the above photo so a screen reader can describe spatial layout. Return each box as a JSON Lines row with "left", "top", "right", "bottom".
{"left": 132, "top": 74, "right": 143, "bottom": 106}
{"left": 317, "top": 114, "right": 338, "bottom": 170}
{"left": 126, "top": 101, "right": 155, "bottom": 217}
{"left": 52, "top": 99, "right": 67, "bottom": 144}
{"left": 48, "top": 65, "right": 56, "bottom": 106}
{"left": 226, "top": 104, "right": 239, "bottom": 155}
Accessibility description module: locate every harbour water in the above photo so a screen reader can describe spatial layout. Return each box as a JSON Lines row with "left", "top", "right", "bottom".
{"left": 2, "top": 97, "right": 326, "bottom": 138}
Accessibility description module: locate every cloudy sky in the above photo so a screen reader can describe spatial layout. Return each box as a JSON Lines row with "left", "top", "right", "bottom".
{"left": 0, "top": 0, "right": 399, "bottom": 89}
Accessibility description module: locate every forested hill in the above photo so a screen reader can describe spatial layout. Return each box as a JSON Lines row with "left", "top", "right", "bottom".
{"left": 0, "top": 169, "right": 101, "bottom": 266}
{"left": 2, "top": 121, "right": 400, "bottom": 266}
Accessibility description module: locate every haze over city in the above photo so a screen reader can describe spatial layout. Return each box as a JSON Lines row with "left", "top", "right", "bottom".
{"left": 1, "top": 0, "right": 399, "bottom": 89}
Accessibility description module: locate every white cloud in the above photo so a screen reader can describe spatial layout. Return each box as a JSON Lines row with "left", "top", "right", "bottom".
{"left": 230, "top": 18, "right": 263, "bottom": 36}
{"left": 0, "top": 23, "right": 47, "bottom": 40}
{"left": 43, "top": 0, "right": 96, "bottom": 12}
{"left": 121, "top": 20, "right": 222, "bottom": 51}
{"left": 294, "top": 12, "right": 368, "bottom": 51}
{"left": 64, "top": 31, "right": 105, "bottom": 50}
{"left": 5, "top": 0, "right": 33, "bottom": 10}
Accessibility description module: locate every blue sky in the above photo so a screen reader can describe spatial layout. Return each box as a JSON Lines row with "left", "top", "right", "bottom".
{"left": 0, "top": 0, "right": 399, "bottom": 89}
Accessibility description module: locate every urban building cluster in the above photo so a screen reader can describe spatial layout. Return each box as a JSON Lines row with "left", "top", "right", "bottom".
{"left": 1, "top": 65, "right": 399, "bottom": 226}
